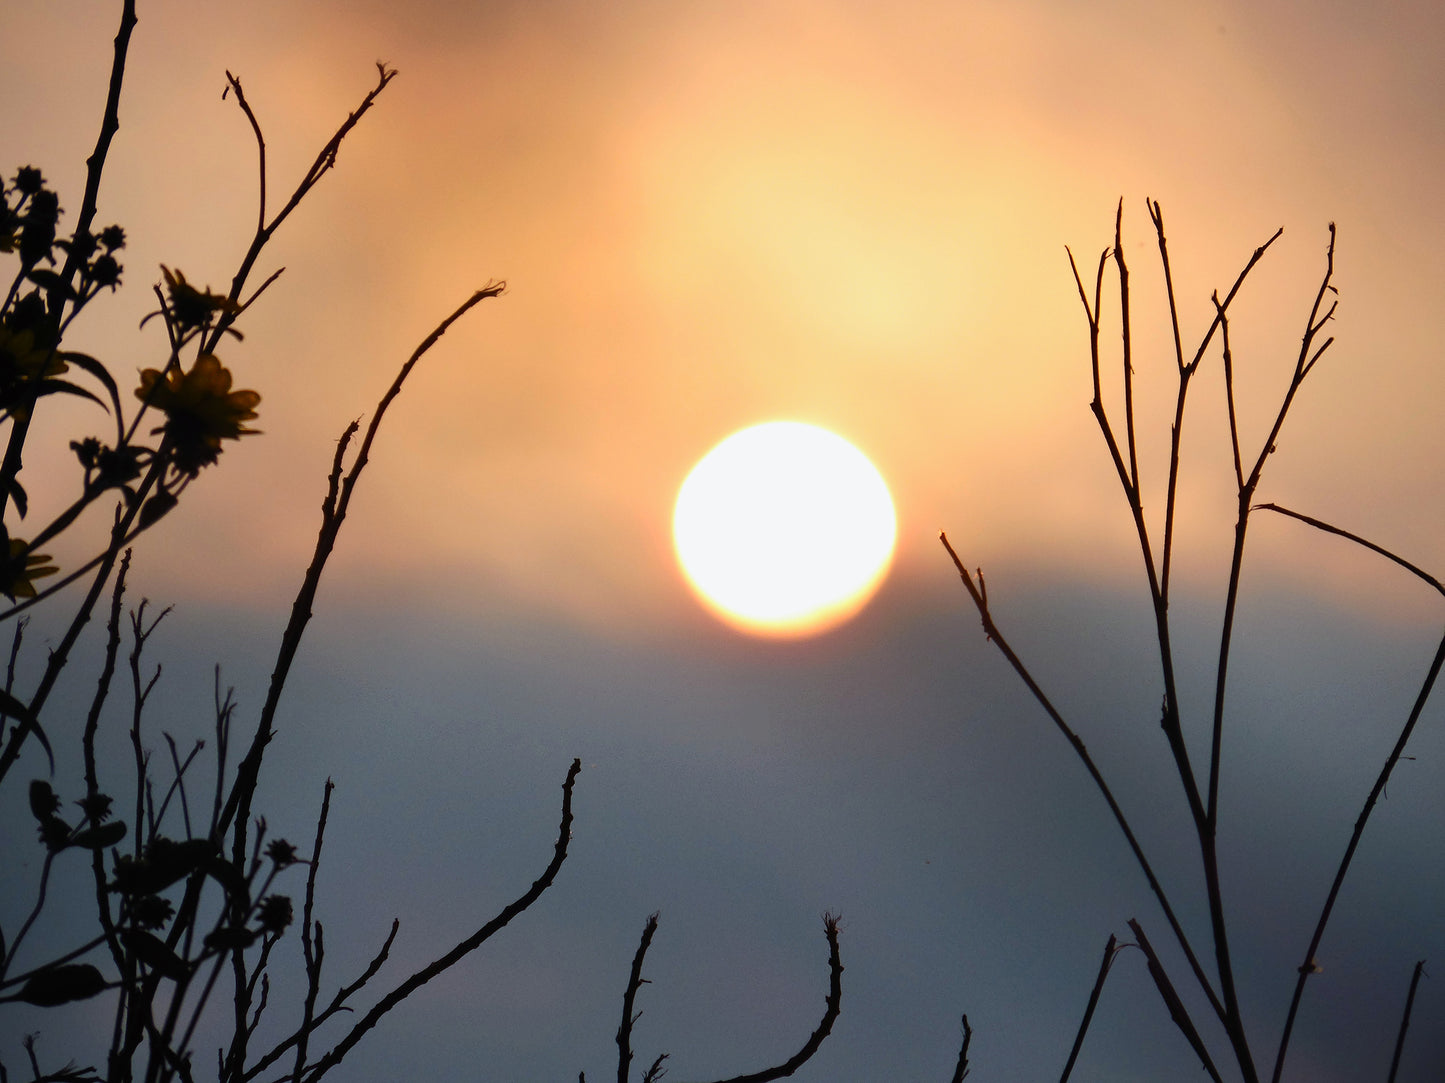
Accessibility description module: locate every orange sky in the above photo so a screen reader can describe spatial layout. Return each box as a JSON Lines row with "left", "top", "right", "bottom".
{"left": 5, "top": 0, "right": 1444, "bottom": 636}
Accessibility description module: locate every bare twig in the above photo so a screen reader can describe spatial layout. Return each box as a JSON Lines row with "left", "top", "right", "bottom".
{"left": 208, "top": 64, "right": 398, "bottom": 352}
{"left": 939, "top": 533, "right": 1225, "bottom": 1026}
{"left": 242, "top": 920, "right": 399, "bottom": 1082}
{"left": 694, "top": 913, "right": 844, "bottom": 1083}
{"left": 1261, "top": 517, "right": 1445, "bottom": 1081}
{"left": 218, "top": 284, "right": 503, "bottom": 851}
{"left": 1256, "top": 504, "right": 1445, "bottom": 597}
{"left": 1127, "top": 920, "right": 1222, "bottom": 1083}
{"left": 1385, "top": 960, "right": 1427, "bottom": 1083}
{"left": 617, "top": 914, "right": 660, "bottom": 1083}
{"left": 949, "top": 1014, "right": 972, "bottom": 1083}
{"left": 291, "top": 781, "right": 334, "bottom": 1083}
{"left": 1209, "top": 224, "right": 1337, "bottom": 832}
{"left": 1058, "top": 935, "right": 1123, "bottom": 1083}
{"left": 298, "top": 760, "right": 582, "bottom": 1083}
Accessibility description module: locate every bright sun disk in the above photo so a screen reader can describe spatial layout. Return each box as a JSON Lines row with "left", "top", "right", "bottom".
{"left": 672, "top": 421, "right": 897, "bottom": 638}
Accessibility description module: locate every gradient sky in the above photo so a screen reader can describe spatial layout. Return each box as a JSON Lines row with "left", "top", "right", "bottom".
{"left": 3, "top": 1, "right": 1444, "bottom": 1080}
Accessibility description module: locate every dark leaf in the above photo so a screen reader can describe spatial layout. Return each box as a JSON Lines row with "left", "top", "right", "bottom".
{"left": 3, "top": 474, "right": 27, "bottom": 518}
{"left": 205, "top": 853, "right": 249, "bottom": 905}
{"left": 22, "top": 378, "right": 105, "bottom": 409}
{"left": 16, "top": 964, "right": 108, "bottom": 1006}
{"left": 204, "top": 925, "right": 258, "bottom": 952}
{"left": 121, "top": 928, "right": 190, "bottom": 980}
{"left": 28, "top": 779, "right": 60, "bottom": 821}
{"left": 40, "top": 815, "right": 73, "bottom": 852}
{"left": 25, "top": 268, "right": 78, "bottom": 301}
{"left": 0, "top": 688, "right": 53, "bottom": 773}
{"left": 72, "top": 820, "right": 126, "bottom": 850}
{"left": 110, "top": 837, "right": 218, "bottom": 895}
{"left": 138, "top": 488, "right": 177, "bottom": 528}
{"left": 58, "top": 351, "right": 122, "bottom": 417}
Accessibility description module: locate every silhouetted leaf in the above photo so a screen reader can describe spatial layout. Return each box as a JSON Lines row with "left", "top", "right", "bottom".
{"left": 15, "top": 964, "right": 107, "bottom": 1006}
{"left": 28, "top": 779, "right": 60, "bottom": 821}
{"left": 110, "top": 837, "right": 218, "bottom": 895}
{"left": 0, "top": 688, "right": 53, "bottom": 773}
{"left": 25, "top": 378, "right": 104, "bottom": 408}
{"left": 59, "top": 351, "right": 121, "bottom": 416}
{"left": 138, "top": 488, "right": 177, "bottom": 528}
{"left": 40, "top": 814, "right": 73, "bottom": 852}
{"left": 25, "top": 268, "right": 78, "bottom": 301}
{"left": 121, "top": 929, "right": 190, "bottom": 980}
{"left": 204, "top": 925, "right": 258, "bottom": 952}
{"left": 3, "top": 474, "right": 26, "bottom": 518}
{"left": 73, "top": 820, "right": 126, "bottom": 850}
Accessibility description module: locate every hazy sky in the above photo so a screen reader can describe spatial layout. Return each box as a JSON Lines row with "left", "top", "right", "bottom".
{"left": 3, "top": 1, "right": 1444, "bottom": 1080}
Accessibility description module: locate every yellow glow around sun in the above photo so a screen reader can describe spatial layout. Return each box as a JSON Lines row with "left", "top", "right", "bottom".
{"left": 673, "top": 421, "right": 897, "bottom": 638}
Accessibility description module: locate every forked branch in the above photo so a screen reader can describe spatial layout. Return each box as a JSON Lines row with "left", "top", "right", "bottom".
{"left": 612, "top": 913, "right": 843, "bottom": 1083}
{"left": 938, "top": 533, "right": 1225, "bottom": 1027}
{"left": 1258, "top": 508, "right": 1445, "bottom": 1082}
{"left": 298, "top": 759, "right": 582, "bottom": 1083}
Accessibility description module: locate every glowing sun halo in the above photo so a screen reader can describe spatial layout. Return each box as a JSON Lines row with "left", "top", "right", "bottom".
{"left": 673, "top": 421, "right": 897, "bottom": 638}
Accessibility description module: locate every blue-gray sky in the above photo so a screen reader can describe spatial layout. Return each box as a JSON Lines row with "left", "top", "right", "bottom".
{"left": 2, "top": 1, "right": 1444, "bottom": 1079}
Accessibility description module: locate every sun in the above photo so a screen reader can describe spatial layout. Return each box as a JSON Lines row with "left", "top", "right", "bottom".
{"left": 672, "top": 421, "right": 897, "bottom": 638}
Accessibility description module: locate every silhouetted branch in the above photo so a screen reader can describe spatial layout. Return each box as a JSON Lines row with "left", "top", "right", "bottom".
{"left": 949, "top": 1014, "right": 972, "bottom": 1083}
{"left": 1127, "top": 920, "right": 1221, "bottom": 1083}
{"left": 290, "top": 781, "right": 333, "bottom": 1083}
{"left": 695, "top": 912, "right": 843, "bottom": 1083}
{"left": 1385, "top": 960, "right": 1427, "bottom": 1083}
{"left": 219, "top": 283, "right": 504, "bottom": 852}
{"left": 939, "top": 532, "right": 1224, "bottom": 1027}
{"left": 209, "top": 63, "right": 398, "bottom": 351}
{"left": 1250, "top": 506, "right": 1445, "bottom": 1081}
{"left": 617, "top": 913, "right": 660, "bottom": 1083}
{"left": 1058, "top": 935, "right": 1123, "bottom": 1083}
{"left": 243, "top": 920, "right": 399, "bottom": 1082}
{"left": 1256, "top": 504, "right": 1445, "bottom": 597}
{"left": 297, "top": 759, "right": 582, "bottom": 1083}
{"left": 1269, "top": 629, "right": 1445, "bottom": 1079}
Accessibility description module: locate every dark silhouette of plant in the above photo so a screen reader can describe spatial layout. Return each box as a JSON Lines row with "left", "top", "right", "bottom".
{"left": 941, "top": 200, "right": 1436, "bottom": 1080}
{"left": 0, "top": 6, "right": 849, "bottom": 1082}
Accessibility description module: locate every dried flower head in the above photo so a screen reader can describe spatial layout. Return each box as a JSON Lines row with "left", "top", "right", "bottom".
{"left": 256, "top": 895, "right": 294, "bottom": 935}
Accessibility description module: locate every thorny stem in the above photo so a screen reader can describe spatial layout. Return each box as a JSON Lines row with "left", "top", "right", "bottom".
{"left": 240, "top": 921, "right": 399, "bottom": 1082}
